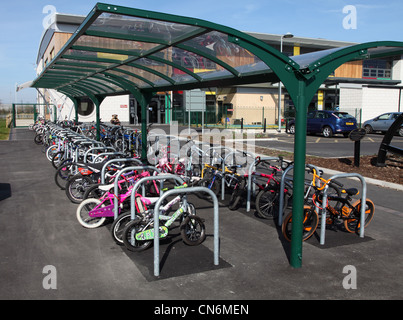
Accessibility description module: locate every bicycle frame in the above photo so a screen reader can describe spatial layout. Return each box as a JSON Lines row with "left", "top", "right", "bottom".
{"left": 134, "top": 195, "right": 189, "bottom": 241}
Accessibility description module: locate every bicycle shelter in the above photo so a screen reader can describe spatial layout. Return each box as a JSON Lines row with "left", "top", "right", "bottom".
{"left": 28, "top": 2, "right": 403, "bottom": 268}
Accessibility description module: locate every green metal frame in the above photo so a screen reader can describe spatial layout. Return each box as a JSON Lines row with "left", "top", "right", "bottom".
{"left": 30, "top": 2, "right": 403, "bottom": 269}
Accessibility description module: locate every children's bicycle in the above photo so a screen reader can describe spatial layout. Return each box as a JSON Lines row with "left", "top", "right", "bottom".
{"left": 281, "top": 180, "right": 375, "bottom": 242}
{"left": 122, "top": 187, "right": 205, "bottom": 252}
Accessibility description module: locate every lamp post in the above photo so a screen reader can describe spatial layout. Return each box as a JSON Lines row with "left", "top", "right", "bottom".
{"left": 278, "top": 32, "right": 294, "bottom": 132}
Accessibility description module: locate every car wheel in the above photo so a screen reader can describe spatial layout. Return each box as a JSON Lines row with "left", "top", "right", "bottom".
{"left": 289, "top": 124, "right": 295, "bottom": 134}
{"left": 398, "top": 127, "right": 403, "bottom": 137}
{"left": 322, "top": 126, "right": 333, "bottom": 138}
{"left": 364, "top": 125, "right": 373, "bottom": 134}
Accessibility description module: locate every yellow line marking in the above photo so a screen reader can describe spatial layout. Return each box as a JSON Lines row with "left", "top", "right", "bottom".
{"left": 315, "top": 138, "right": 321, "bottom": 143}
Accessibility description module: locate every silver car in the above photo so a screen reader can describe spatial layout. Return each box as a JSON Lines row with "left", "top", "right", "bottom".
{"left": 363, "top": 112, "right": 403, "bottom": 136}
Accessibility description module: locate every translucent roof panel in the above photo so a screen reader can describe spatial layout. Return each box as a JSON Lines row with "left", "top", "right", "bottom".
{"left": 87, "top": 12, "right": 204, "bottom": 45}
{"left": 181, "top": 31, "right": 266, "bottom": 73}
{"left": 33, "top": 3, "right": 298, "bottom": 97}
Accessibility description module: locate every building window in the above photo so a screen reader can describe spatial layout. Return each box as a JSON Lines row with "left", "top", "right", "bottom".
{"left": 50, "top": 47, "right": 55, "bottom": 60}
{"left": 363, "top": 59, "right": 392, "bottom": 79}
{"left": 78, "top": 98, "right": 95, "bottom": 116}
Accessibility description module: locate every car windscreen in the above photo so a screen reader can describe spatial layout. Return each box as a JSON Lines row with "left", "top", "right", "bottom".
{"left": 332, "top": 112, "right": 355, "bottom": 119}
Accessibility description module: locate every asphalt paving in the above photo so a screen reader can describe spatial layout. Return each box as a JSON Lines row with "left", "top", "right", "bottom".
{"left": 0, "top": 128, "right": 402, "bottom": 304}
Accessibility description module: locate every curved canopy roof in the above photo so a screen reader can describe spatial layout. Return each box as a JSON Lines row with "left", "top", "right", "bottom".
{"left": 31, "top": 2, "right": 301, "bottom": 98}
{"left": 32, "top": 3, "right": 403, "bottom": 101}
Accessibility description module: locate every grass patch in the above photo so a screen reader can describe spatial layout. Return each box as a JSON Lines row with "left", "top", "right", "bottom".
{"left": 0, "top": 119, "right": 10, "bottom": 140}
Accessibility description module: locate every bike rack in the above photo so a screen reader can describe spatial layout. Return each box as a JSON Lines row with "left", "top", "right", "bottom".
{"left": 83, "top": 147, "right": 116, "bottom": 163}
{"left": 93, "top": 152, "right": 126, "bottom": 163}
{"left": 113, "top": 166, "right": 161, "bottom": 219}
{"left": 320, "top": 173, "right": 367, "bottom": 245}
{"left": 153, "top": 186, "right": 220, "bottom": 277}
{"left": 129, "top": 174, "right": 186, "bottom": 220}
{"left": 278, "top": 163, "right": 321, "bottom": 226}
{"left": 222, "top": 150, "right": 254, "bottom": 200}
{"left": 246, "top": 157, "right": 280, "bottom": 212}
{"left": 202, "top": 146, "right": 232, "bottom": 165}
{"left": 100, "top": 158, "right": 143, "bottom": 184}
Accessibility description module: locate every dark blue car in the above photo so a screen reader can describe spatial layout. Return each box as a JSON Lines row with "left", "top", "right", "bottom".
{"left": 288, "top": 110, "right": 357, "bottom": 138}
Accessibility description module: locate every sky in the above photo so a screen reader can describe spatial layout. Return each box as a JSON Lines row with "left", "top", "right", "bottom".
{"left": 1, "top": 0, "right": 403, "bottom": 104}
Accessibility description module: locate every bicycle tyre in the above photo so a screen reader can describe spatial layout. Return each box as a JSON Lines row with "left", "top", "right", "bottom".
{"left": 51, "top": 151, "right": 65, "bottom": 169}
{"left": 123, "top": 219, "right": 153, "bottom": 252}
{"left": 180, "top": 215, "right": 206, "bottom": 246}
{"left": 255, "top": 189, "right": 287, "bottom": 220}
{"left": 65, "top": 174, "right": 93, "bottom": 204}
{"left": 344, "top": 199, "right": 375, "bottom": 233}
{"left": 228, "top": 178, "right": 245, "bottom": 211}
{"left": 34, "top": 134, "right": 43, "bottom": 145}
{"left": 282, "top": 206, "right": 319, "bottom": 242}
{"left": 54, "top": 161, "right": 75, "bottom": 190}
{"left": 83, "top": 184, "right": 108, "bottom": 200}
{"left": 111, "top": 212, "right": 136, "bottom": 245}
{"left": 76, "top": 198, "right": 106, "bottom": 229}
{"left": 46, "top": 145, "right": 59, "bottom": 162}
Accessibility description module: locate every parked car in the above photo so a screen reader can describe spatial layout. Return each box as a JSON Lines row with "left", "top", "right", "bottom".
{"left": 363, "top": 112, "right": 403, "bottom": 136}
{"left": 287, "top": 110, "right": 358, "bottom": 138}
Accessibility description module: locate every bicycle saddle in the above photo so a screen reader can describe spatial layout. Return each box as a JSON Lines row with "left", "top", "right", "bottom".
{"left": 343, "top": 188, "right": 359, "bottom": 196}
{"left": 98, "top": 184, "right": 114, "bottom": 191}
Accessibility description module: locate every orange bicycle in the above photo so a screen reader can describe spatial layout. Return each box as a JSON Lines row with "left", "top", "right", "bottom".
{"left": 282, "top": 170, "right": 375, "bottom": 242}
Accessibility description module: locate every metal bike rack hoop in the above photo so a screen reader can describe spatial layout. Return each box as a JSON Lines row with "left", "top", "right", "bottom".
{"left": 129, "top": 174, "right": 185, "bottom": 220}
{"left": 153, "top": 186, "right": 220, "bottom": 277}
{"left": 246, "top": 157, "right": 280, "bottom": 212}
{"left": 113, "top": 166, "right": 161, "bottom": 219}
{"left": 222, "top": 150, "right": 254, "bottom": 200}
{"left": 93, "top": 152, "right": 126, "bottom": 163}
{"left": 101, "top": 158, "right": 143, "bottom": 184}
{"left": 320, "top": 173, "right": 367, "bottom": 245}
{"left": 83, "top": 147, "right": 116, "bottom": 163}
{"left": 278, "top": 163, "right": 321, "bottom": 226}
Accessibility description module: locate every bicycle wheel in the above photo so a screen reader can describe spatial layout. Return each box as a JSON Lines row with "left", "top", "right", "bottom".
{"left": 255, "top": 189, "right": 285, "bottom": 220}
{"left": 51, "top": 151, "right": 65, "bottom": 169}
{"left": 180, "top": 215, "right": 206, "bottom": 246}
{"left": 344, "top": 199, "right": 375, "bottom": 233}
{"left": 65, "top": 174, "right": 93, "bottom": 204}
{"left": 34, "top": 134, "right": 43, "bottom": 145}
{"left": 228, "top": 178, "right": 245, "bottom": 211}
{"left": 123, "top": 220, "right": 153, "bottom": 252}
{"left": 76, "top": 198, "right": 106, "bottom": 229}
{"left": 111, "top": 212, "right": 136, "bottom": 245}
{"left": 46, "top": 145, "right": 59, "bottom": 162}
{"left": 83, "top": 184, "right": 107, "bottom": 200}
{"left": 282, "top": 206, "right": 319, "bottom": 242}
{"left": 54, "top": 161, "right": 75, "bottom": 190}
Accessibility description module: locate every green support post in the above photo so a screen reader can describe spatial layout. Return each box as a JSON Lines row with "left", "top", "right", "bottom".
{"left": 140, "top": 93, "right": 154, "bottom": 161}
{"left": 290, "top": 81, "right": 308, "bottom": 269}
{"left": 74, "top": 100, "right": 79, "bottom": 124}
{"left": 12, "top": 104, "right": 16, "bottom": 128}
{"left": 53, "top": 105, "right": 57, "bottom": 123}
{"left": 71, "top": 87, "right": 103, "bottom": 141}
{"left": 34, "top": 105, "right": 38, "bottom": 123}
{"left": 96, "top": 102, "right": 101, "bottom": 141}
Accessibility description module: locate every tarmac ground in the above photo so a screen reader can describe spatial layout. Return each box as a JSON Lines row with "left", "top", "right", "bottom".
{"left": 0, "top": 128, "right": 402, "bottom": 303}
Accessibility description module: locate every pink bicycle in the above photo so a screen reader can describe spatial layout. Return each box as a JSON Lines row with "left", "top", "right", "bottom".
{"left": 76, "top": 171, "right": 157, "bottom": 229}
